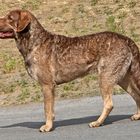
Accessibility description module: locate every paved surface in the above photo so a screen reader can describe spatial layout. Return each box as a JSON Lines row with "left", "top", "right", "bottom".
{"left": 0, "top": 94, "right": 140, "bottom": 140}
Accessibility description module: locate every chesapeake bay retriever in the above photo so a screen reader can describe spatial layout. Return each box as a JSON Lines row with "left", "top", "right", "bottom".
{"left": 0, "top": 10, "right": 140, "bottom": 132}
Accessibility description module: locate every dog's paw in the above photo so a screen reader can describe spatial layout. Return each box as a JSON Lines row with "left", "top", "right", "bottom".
{"left": 89, "top": 121, "right": 101, "bottom": 128}
{"left": 131, "top": 114, "right": 140, "bottom": 121}
{"left": 39, "top": 124, "right": 53, "bottom": 132}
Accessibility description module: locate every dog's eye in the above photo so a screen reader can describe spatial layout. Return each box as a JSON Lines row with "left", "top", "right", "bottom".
{"left": 9, "top": 16, "right": 12, "bottom": 20}
{"left": 8, "top": 15, "right": 13, "bottom": 21}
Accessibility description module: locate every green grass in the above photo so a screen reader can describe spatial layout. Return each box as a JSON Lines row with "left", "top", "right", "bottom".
{"left": 17, "top": 88, "right": 30, "bottom": 102}
{"left": 21, "top": 0, "right": 41, "bottom": 10}
{"left": 3, "top": 57, "right": 22, "bottom": 73}
{"left": 0, "top": 82, "right": 16, "bottom": 94}
{"left": 91, "top": 0, "right": 98, "bottom": 6}
{"left": 130, "top": 27, "right": 140, "bottom": 42}
{"left": 128, "top": 1, "right": 136, "bottom": 8}
{"left": 17, "top": 79, "right": 29, "bottom": 88}
{"left": 3, "top": 58, "right": 17, "bottom": 73}
{"left": 105, "top": 14, "right": 126, "bottom": 34}
{"left": 31, "top": 94, "right": 41, "bottom": 102}
{"left": 63, "top": 83, "right": 75, "bottom": 91}
{"left": 106, "top": 15, "right": 117, "bottom": 32}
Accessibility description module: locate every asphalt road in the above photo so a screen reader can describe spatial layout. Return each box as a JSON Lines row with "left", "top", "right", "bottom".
{"left": 0, "top": 94, "right": 140, "bottom": 140}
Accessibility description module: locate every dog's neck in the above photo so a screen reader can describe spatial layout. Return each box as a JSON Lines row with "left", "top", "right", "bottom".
{"left": 15, "top": 16, "right": 52, "bottom": 59}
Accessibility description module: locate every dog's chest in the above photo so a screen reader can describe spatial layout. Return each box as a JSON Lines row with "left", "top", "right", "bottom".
{"left": 25, "top": 49, "right": 41, "bottom": 81}
{"left": 25, "top": 56, "right": 39, "bottom": 81}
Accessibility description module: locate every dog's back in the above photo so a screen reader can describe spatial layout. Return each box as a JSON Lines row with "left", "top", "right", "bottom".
{"left": 52, "top": 32, "right": 139, "bottom": 87}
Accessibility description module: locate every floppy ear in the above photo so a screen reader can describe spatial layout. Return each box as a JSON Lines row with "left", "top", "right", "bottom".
{"left": 17, "top": 11, "right": 31, "bottom": 32}
{"left": 8, "top": 10, "right": 31, "bottom": 32}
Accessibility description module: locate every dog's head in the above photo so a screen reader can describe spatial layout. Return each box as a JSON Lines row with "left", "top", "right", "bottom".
{"left": 0, "top": 10, "right": 31, "bottom": 39}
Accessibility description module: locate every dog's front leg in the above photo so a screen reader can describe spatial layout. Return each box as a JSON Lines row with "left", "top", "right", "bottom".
{"left": 40, "top": 84, "right": 55, "bottom": 132}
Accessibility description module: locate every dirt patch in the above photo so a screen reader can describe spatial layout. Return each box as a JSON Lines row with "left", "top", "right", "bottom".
{"left": 0, "top": 0, "right": 139, "bottom": 105}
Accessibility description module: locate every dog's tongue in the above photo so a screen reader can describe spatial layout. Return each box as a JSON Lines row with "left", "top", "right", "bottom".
{"left": 0, "top": 32, "right": 13, "bottom": 38}
{"left": 0, "top": 32, "right": 5, "bottom": 37}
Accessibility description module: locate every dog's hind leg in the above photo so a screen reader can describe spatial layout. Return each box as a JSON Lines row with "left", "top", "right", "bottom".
{"left": 89, "top": 71, "right": 114, "bottom": 127}
{"left": 89, "top": 52, "right": 132, "bottom": 127}
{"left": 119, "top": 72, "right": 140, "bottom": 121}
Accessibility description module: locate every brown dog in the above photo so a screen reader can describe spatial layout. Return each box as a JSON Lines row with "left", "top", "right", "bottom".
{"left": 0, "top": 10, "right": 140, "bottom": 132}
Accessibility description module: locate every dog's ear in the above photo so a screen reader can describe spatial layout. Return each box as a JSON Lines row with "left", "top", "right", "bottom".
{"left": 17, "top": 11, "right": 31, "bottom": 32}
{"left": 8, "top": 10, "right": 31, "bottom": 32}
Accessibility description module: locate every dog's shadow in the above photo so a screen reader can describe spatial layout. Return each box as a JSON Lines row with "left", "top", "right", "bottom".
{"left": 0, "top": 114, "right": 132, "bottom": 130}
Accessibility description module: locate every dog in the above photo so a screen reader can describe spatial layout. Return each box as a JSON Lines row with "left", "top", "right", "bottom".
{"left": 0, "top": 9, "right": 140, "bottom": 132}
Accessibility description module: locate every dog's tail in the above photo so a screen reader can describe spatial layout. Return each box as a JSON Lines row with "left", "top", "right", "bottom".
{"left": 128, "top": 39, "right": 140, "bottom": 89}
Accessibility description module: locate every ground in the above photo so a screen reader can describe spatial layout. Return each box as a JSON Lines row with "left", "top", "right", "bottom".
{"left": 0, "top": 95, "right": 140, "bottom": 140}
{"left": 0, "top": 0, "right": 140, "bottom": 105}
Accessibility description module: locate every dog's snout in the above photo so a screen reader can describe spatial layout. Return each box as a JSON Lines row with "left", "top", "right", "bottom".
{"left": 0, "top": 18, "right": 14, "bottom": 34}
{"left": 0, "top": 18, "right": 5, "bottom": 29}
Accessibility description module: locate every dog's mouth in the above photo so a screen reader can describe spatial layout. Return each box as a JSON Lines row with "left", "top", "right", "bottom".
{"left": 0, "top": 31, "right": 14, "bottom": 39}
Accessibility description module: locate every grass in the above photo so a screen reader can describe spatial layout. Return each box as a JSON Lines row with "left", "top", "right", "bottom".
{"left": 16, "top": 79, "right": 41, "bottom": 103}
{"left": 3, "top": 58, "right": 17, "bottom": 73}
{"left": 21, "top": 0, "right": 41, "bottom": 10}
{"left": 0, "top": 82, "right": 16, "bottom": 94}
{"left": 106, "top": 15, "right": 117, "bottom": 32}
{"left": 2, "top": 55, "right": 23, "bottom": 73}
{"left": 17, "top": 88, "right": 30, "bottom": 102}
{"left": 130, "top": 27, "right": 139, "bottom": 42}
{"left": 128, "top": 1, "right": 136, "bottom": 8}
{"left": 0, "top": 0, "right": 140, "bottom": 105}
{"left": 91, "top": 0, "right": 98, "bottom": 6}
